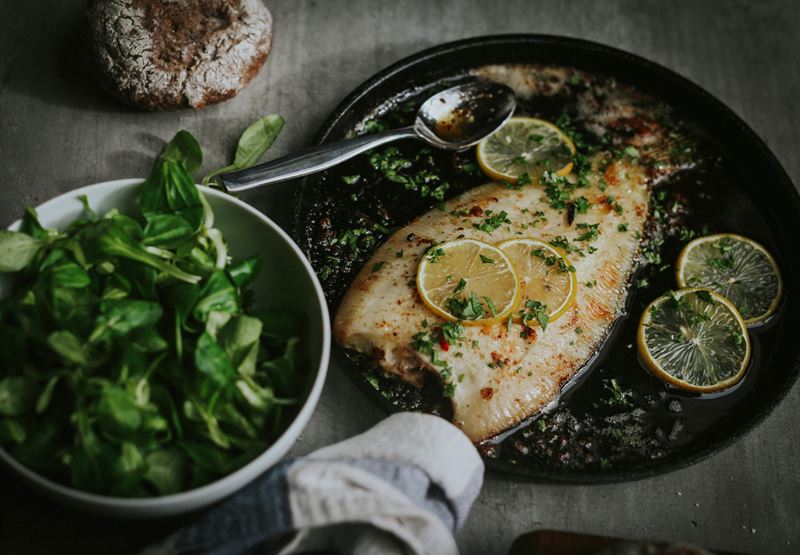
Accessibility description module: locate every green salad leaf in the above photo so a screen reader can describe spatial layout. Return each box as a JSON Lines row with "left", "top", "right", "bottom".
{"left": 0, "top": 231, "right": 43, "bottom": 272}
{"left": 0, "top": 126, "right": 305, "bottom": 496}
{"left": 203, "top": 115, "right": 284, "bottom": 186}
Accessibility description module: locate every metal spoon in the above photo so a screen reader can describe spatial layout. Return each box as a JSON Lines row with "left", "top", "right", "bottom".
{"left": 217, "top": 81, "right": 516, "bottom": 193}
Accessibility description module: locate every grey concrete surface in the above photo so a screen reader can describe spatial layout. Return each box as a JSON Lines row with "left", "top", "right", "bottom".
{"left": 1, "top": 1, "right": 799, "bottom": 553}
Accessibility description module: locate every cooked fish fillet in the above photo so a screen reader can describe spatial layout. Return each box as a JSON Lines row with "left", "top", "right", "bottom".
{"left": 335, "top": 65, "right": 678, "bottom": 442}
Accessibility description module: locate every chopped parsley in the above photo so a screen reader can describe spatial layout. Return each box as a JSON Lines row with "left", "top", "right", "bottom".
{"left": 549, "top": 236, "right": 585, "bottom": 257}
{"left": 474, "top": 210, "right": 511, "bottom": 233}
{"left": 483, "top": 296, "right": 497, "bottom": 317}
{"left": 440, "top": 321, "right": 465, "bottom": 344}
{"left": 541, "top": 171, "right": 572, "bottom": 210}
{"left": 574, "top": 196, "right": 590, "bottom": 214}
{"left": 519, "top": 300, "right": 549, "bottom": 331}
{"left": 623, "top": 145, "right": 640, "bottom": 159}
{"left": 446, "top": 292, "right": 486, "bottom": 321}
{"left": 603, "top": 378, "right": 632, "bottom": 407}
{"left": 411, "top": 320, "right": 465, "bottom": 398}
{"left": 696, "top": 290, "right": 715, "bottom": 304}
{"left": 575, "top": 222, "right": 600, "bottom": 242}
{"left": 371, "top": 261, "right": 384, "bottom": 273}
{"left": 453, "top": 278, "right": 467, "bottom": 293}
{"left": 618, "top": 223, "right": 628, "bottom": 232}
{"left": 606, "top": 195, "right": 624, "bottom": 215}
{"left": 333, "top": 227, "right": 376, "bottom": 254}
{"left": 479, "top": 254, "right": 495, "bottom": 264}
{"left": 426, "top": 247, "right": 445, "bottom": 263}
{"left": 709, "top": 254, "right": 734, "bottom": 270}
{"left": 368, "top": 146, "right": 449, "bottom": 200}
{"left": 558, "top": 258, "right": 576, "bottom": 273}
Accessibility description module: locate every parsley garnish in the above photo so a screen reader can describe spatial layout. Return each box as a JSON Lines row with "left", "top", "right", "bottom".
{"left": 483, "top": 296, "right": 497, "bottom": 317}
{"left": 479, "top": 254, "right": 495, "bottom": 264}
{"left": 446, "top": 292, "right": 486, "bottom": 320}
{"left": 603, "top": 378, "right": 632, "bottom": 407}
{"left": 558, "top": 258, "right": 576, "bottom": 273}
{"left": 440, "top": 321, "right": 465, "bottom": 344}
{"left": 549, "top": 236, "right": 585, "bottom": 257}
{"left": 519, "top": 300, "right": 549, "bottom": 331}
{"left": 696, "top": 290, "right": 715, "bottom": 304}
{"left": 576, "top": 222, "right": 600, "bottom": 242}
{"left": 541, "top": 171, "right": 572, "bottom": 210}
{"left": 474, "top": 210, "right": 510, "bottom": 233}
{"left": 426, "top": 247, "right": 445, "bottom": 263}
{"left": 371, "top": 262, "right": 384, "bottom": 273}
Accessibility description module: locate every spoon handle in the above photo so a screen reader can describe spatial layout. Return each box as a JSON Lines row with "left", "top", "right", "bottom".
{"left": 217, "top": 126, "right": 419, "bottom": 193}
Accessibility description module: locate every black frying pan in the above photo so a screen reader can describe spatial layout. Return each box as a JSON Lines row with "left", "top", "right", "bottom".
{"left": 291, "top": 35, "right": 800, "bottom": 482}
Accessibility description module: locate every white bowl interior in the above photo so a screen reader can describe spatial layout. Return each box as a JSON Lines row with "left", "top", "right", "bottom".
{"left": 0, "top": 179, "right": 330, "bottom": 517}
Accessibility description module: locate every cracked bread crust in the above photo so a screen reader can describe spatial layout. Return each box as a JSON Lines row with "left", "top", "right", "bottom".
{"left": 87, "top": 0, "right": 272, "bottom": 110}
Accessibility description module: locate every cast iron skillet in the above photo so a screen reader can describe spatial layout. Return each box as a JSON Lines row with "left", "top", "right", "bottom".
{"left": 291, "top": 35, "right": 800, "bottom": 482}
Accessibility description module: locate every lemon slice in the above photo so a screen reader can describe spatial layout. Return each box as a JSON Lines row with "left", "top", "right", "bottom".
{"left": 676, "top": 233, "right": 782, "bottom": 326}
{"left": 476, "top": 117, "right": 576, "bottom": 183}
{"left": 497, "top": 238, "right": 577, "bottom": 324}
{"left": 637, "top": 288, "right": 751, "bottom": 393}
{"left": 416, "top": 239, "right": 519, "bottom": 325}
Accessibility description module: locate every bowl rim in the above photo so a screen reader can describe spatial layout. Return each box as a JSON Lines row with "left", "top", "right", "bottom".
{"left": 0, "top": 178, "right": 331, "bottom": 511}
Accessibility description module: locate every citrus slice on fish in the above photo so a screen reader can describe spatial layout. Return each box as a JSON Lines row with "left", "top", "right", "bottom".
{"left": 416, "top": 239, "right": 520, "bottom": 325}
{"left": 637, "top": 288, "right": 751, "bottom": 393}
{"left": 476, "top": 116, "right": 576, "bottom": 183}
{"left": 676, "top": 233, "right": 782, "bottom": 326}
{"left": 497, "top": 238, "right": 577, "bottom": 324}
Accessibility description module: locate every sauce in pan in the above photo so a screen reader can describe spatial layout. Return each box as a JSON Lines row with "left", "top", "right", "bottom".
{"left": 298, "top": 67, "right": 782, "bottom": 476}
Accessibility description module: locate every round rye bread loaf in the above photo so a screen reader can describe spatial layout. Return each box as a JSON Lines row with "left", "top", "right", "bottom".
{"left": 87, "top": 0, "right": 273, "bottom": 110}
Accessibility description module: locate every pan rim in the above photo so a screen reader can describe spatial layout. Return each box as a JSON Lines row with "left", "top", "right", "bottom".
{"left": 292, "top": 33, "right": 800, "bottom": 483}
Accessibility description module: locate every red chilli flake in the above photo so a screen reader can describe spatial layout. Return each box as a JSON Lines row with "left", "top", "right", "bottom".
{"left": 439, "top": 339, "right": 450, "bottom": 351}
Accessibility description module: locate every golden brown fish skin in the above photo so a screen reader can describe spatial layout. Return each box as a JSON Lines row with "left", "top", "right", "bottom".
{"left": 335, "top": 154, "right": 649, "bottom": 441}
{"left": 335, "top": 64, "right": 681, "bottom": 442}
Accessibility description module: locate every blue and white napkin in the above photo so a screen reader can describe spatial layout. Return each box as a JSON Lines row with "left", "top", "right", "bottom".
{"left": 143, "top": 412, "right": 484, "bottom": 555}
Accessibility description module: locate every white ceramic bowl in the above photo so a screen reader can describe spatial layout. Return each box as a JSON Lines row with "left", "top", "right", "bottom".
{"left": 0, "top": 178, "right": 330, "bottom": 518}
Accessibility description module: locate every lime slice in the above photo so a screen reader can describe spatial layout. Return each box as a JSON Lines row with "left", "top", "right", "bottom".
{"left": 416, "top": 239, "right": 519, "bottom": 325}
{"left": 476, "top": 117, "right": 575, "bottom": 183}
{"left": 676, "top": 233, "right": 782, "bottom": 326}
{"left": 637, "top": 288, "right": 750, "bottom": 393}
{"left": 497, "top": 238, "right": 577, "bottom": 323}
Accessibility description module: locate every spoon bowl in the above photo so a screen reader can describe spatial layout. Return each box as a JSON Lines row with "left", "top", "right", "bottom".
{"left": 415, "top": 81, "right": 517, "bottom": 149}
{"left": 218, "top": 81, "right": 516, "bottom": 193}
